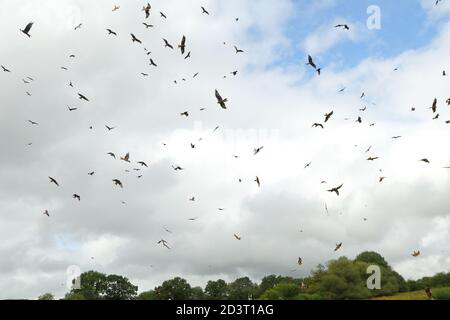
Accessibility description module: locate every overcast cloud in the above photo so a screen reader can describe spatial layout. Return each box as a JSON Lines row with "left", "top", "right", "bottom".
{"left": 1, "top": 0, "right": 450, "bottom": 299}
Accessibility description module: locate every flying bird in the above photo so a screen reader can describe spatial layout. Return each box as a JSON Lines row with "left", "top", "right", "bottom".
{"left": 78, "top": 93, "right": 89, "bottom": 101}
{"left": 163, "top": 38, "right": 174, "bottom": 49}
{"left": 253, "top": 146, "right": 264, "bottom": 155}
{"left": 107, "top": 152, "right": 116, "bottom": 159}
{"left": 67, "top": 106, "right": 77, "bottom": 111}
{"left": 312, "top": 123, "right": 324, "bottom": 129}
{"left": 157, "top": 239, "right": 170, "bottom": 249}
{"left": 49, "top": 177, "right": 59, "bottom": 186}
{"left": 20, "top": 22, "right": 34, "bottom": 37}
{"left": 143, "top": 3, "right": 151, "bottom": 18}
{"left": 184, "top": 52, "right": 191, "bottom": 59}
{"left": 74, "top": 23, "right": 82, "bottom": 30}
{"left": 334, "top": 243, "right": 343, "bottom": 251}
{"left": 1, "top": 65, "right": 11, "bottom": 72}
{"left": 160, "top": 12, "right": 167, "bottom": 19}
{"left": 328, "top": 184, "right": 343, "bottom": 196}
{"left": 43, "top": 210, "right": 50, "bottom": 217}
{"left": 419, "top": 158, "right": 430, "bottom": 164}
{"left": 412, "top": 251, "right": 420, "bottom": 257}
{"left": 215, "top": 89, "right": 228, "bottom": 109}
{"left": 72, "top": 194, "right": 81, "bottom": 201}
{"left": 234, "top": 234, "right": 242, "bottom": 241}
{"left": 149, "top": 58, "right": 157, "bottom": 67}
{"left": 254, "top": 176, "right": 260, "bottom": 188}
{"left": 335, "top": 24, "right": 350, "bottom": 30}
{"left": 137, "top": 161, "right": 148, "bottom": 167}
{"left": 105, "top": 125, "right": 115, "bottom": 131}
{"left": 143, "top": 23, "right": 153, "bottom": 28}
{"left": 234, "top": 46, "right": 244, "bottom": 54}
{"left": 120, "top": 152, "right": 130, "bottom": 162}
{"left": 178, "top": 35, "right": 186, "bottom": 54}
{"left": 107, "top": 29, "right": 117, "bottom": 36}
{"left": 298, "top": 257, "right": 303, "bottom": 266}
{"left": 431, "top": 98, "right": 437, "bottom": 113}
{"left": 28, "top": 120, "right": 39, "bottom": 125}
{"left": 324, "top": 111, "right": 334, "bottom": 123}
{"left": 201, "top": 7, "right": 210, "bottom": 15}
{"left": 112, "top": 179, "right": 123, "bottom": 188}
{"left": 306, "top": 55, "right": 317, "bottom": 70}
{"left": 131, "top": 34, "right": 142, "bottom": 43}
{"left": 112, "top": 5, "right": 120, "bottom": 11}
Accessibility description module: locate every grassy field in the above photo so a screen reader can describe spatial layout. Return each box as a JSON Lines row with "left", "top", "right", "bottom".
{"left": 372, "top": 287, "right": 450, "bottom": 300}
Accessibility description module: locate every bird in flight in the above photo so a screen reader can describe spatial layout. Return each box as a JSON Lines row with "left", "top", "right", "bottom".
{"left": 185, "top": 51, "right": 191, "bottom": 59}
{"left": 49, "top": 177, "right": 59, "bottom": 186}
{"left": 367, "top": 157, "right": 379, "bottom": 161}
{"left": 28, "top": 120, "right": 39, "bottom": 125}
{"left": 253, "top": 146, "right": 264, "bottom": 155}
{"left": 120, "top": 153, "right": 130, "bottom": 163}
{"left": 157, "top": 239, "right": 170, "bottom": 249}
{"left": 379, "top": 177, "right": 387, "bottom": 183}
{"left": 107, "top": 29, "right": 117, "bottom": 36}
{"left": 105, "top": 125, "right": 115, "bottom": 131}
{"left": 112, "top": 5, "right": 120, "bottom": 11}
{"left": 189, "top": 197, "right": 195, "bottom": 202}
{"left": 298, "top": 257, "right": 303, "bottom": 266}
{"left": 163, "top": 38, "right": 174, "bottom": 49}
{"left": 334, "top": 243, "right": 343, "bottom": 251}
{"left": 113, "top": 179, "right": 123, "bottom": 188}
{"left": 131, "top": 34, "right": 142, "bottom": 43}
{"left": 107, "top": 152, "right": 116, "bottom": 159}
{"left": 431, "top": 98, "right": 437, "bottom": 113}
{"left": 201, "top": 7, "right": 210, "bottom": 15}
{"left": 137, "top": 161, "right": 148, "bottom": 168}
{"left": 306, "top": 55, "right": 317, "bottom": 70}
{"left": 43, "top": 210, "right": 50, "bottom": 217}
{"left": 88, "top": 171, "right": 95, "bottom": 176}
{"left": 412, "top": 250, "right": 420, "bottom": 257}
{"left": 74, "top": 23, "right": 82, "bottom": 30}
{"left": 172, "top": 165, "right": 184, "bottom": 171}
{"left": 180, "top": 111, "right": 189, "bottom": 117}
{"left": 78, "top": 93, "right": 89, "bottom": 101}
{"left": 324, "top": 111, "right": 334, "bottom": 123}
{"left": 160, "top": 12, "right": 167, "bottom": 19}
{"left": 143, "top": 3, "right": 151, "bottom": 18}
{"left": 67, "top": 106, "right": 77, "bottom": 112}
{"left": 72, "top": 194, "right": 81, "bottom": 201}
{"left": 20, "top": 22, "right": 34, "bottom": 37}
{"left": 149, "top": 58, "right": 157, "bottom": 67}
{"left": 254, "top": 176, "right": 261, "bottom": 188}
{"left": 335, "top": 24, "right": 350, "bottom": 30}
{"left": 178, "top": 35, "right": 186, "bottom": 54}
{"left": 234, "top": 234, "right": 242, "bottom": 241}
{"left": 328, "top": 184, "right": 343, "bottom": 196}
{"left": 312, "top": 123, "right": 324, "bottom": 129}
{"left": 215, "top": 90, "right": 228, "bottom": 109}
{"left": 419, "top": 158, "right": 430, "bottom": 164}
{"left": 234, "top": 46, "right": 244, "bottom": 54}
{"left": 1, "top": 65, "right": 11, "bottom": 72}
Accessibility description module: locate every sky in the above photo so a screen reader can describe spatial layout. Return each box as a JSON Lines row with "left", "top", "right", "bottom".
{"left": 1, "top": 0, "right": 450, "bottom": 299}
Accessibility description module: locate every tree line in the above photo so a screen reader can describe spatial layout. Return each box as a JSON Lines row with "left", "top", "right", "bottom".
{"left": 38, "top": 251, "right": 450, "bottom": 300}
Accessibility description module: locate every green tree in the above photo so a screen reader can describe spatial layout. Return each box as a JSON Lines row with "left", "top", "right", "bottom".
{"left": 355, "top": 251, "right": 389, "bottom": 268}
{"left": 38, "top": 293, "right": 54, "bottom": 300}
{"left": 205, "top": 279, "right": 228, "bottom": 300}
{"left": 227, "top": 277, "right": 257, "bottom": 300}
{"left": 104, "top": 274, "right": 138, "bottom": 300}
{"left": 157, "top": 277, "right": 192, "bottom": 300}
{"left": 190, "top": 286, "right": 205, "bottom": 300}
{"left": 69, "top": 271, "right": 107, "bottom": 300}
{"left": 136, "top": 290, "right": 158, "bottom": 300}
{"left": 64, "top": 292, "right": 87, "bottom": 300}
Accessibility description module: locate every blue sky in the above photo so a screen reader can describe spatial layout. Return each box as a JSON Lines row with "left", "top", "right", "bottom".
{"left": 276, "top": 0, "right": 442, "bottom": 70}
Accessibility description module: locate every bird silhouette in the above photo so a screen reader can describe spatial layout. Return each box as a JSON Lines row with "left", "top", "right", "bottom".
{"left": 201, "top": 7, "right": 210, "bottom": 15}
{"left": 20, "top": 22, "right": 34, "bottom": 37}
{"left": 178, "top": 35, "right": 186, "bottom": 54}
{"left": 412, "top": 250, "right": 420, "bottom": 257}
{"left": 143, "top": 3, "right": 151, "bottom": 18}
{"left": 107, "top": 29, "right": 117, "bottom": 36}
{"left": 334, "top": 243, "right": 343, "bottom": 251}
{"left": 335, "top": 24, "right": 350, "bottom": 30}
{"left": 215, "top": 89, "right": 228, "bottom": 109}
{"left": 163, "top": 38, "right": 174, "bottom": 49}
{"left": 113, "top": 179, "right": 123, "bottom": 188}
{"left": 78, "top": 93, "right": 89, "bottom": 101}
{"left": 72, "top": 194, "right": 81, "bottom": 201}
{"left": 131, "top": 34, "right": 142, "bottom": 43}
{"left": 328, "top": 184, "right": 343, "bottom": 196}
{"left": 306, "top": 55, "right": 317, "bottom": 70}
{"left": 234, "top": 46, "right": 244, "bottom": 54}
{"left": 120, "top": 153, "right": 130, "bottom": 162}
{"left": 49, "top": 177, "right": 59, "bottom": 186}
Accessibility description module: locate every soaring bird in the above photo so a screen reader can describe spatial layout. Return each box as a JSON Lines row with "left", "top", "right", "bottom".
{"left": 28, "top": 120, "right": 39, "bottom": 125}
{"left": 78, "top": 93, "right": 89, "bottom": 101}
{"left": 163, "top": 38, "right": 174, "bottom": 49}
{"left": 67, "top": 106, "right": 77, "bottom": 111}
{"left": 137, "top": 161, "right": 148, "bottom": 167}
{"left": 312, "top": 123, "right": 324, "bottom": 129}
{"left": 431, "top": 98, "right": 437, "bottom": 113}
{"left": 234, "top": 46, "right": 244, "bottom": 54}
{"left": 419, "top": 158, "right": 430, "bottom": 164}
{"left": 143, "top": 3, "right": 151, "bottom": 18}
{"left": 379, "top": 177, "right": 387, "bottom": 183}
{"left": 149, "top": 58, "right": 157, "bottom": 67}
{"left": 160, "top": 12, "right": 167, "bottom": 19}
{"left": 328, "top": 184, "right": 343, "bottom": 196}
{"left": 131, "top": 34, "right": 142, "bottom": 43}
{"left": 143, "top": 22, "right": 153, "bottom": 28}
{"left": 254, "top": 176, "right": 260, "bottom": 187}
{"left": 88, "top": 172, "right": 95, "bottom": 176}
{"left": 120, "top": 152, "right": 130, "bottom": 162}
{"left": 412, "top": 250, "right": 420, "bottom": 257}
{"left": 189, "top": 197, "right": 195, "bottom": 201}
{"left": 367, "top": 157, "right": 379, "bottom": 161}
{"left": 234, "top": 234, "right": 242, "bottom": 241}
{"left": 335, "top": 24, "right": 350, "bottom": 30}
{"left": 446, "top": 98, "right": 450, "bottom": 106}
{"left": 306, "top": 55, "right": 317, "bottom": 70}
{"left": 334, "top": 243, "right": 343, "bottom": 251}
{"left": 43, "top": 210, "right": 50, "bottom": 217}
{"left": 105, "top": 125, "right": 115, "bottom": 131}
{"left": 201, "top": 7, "right": 210, "bottom": 15}
{"left": 298, "top": 257, "right": 303, "bottom": 266}
{"left": 184, "top": 51, "right": 191, "bottom": 59}
{"left": 215, "top": 89, "right": 228, "bottom": 109}
{"left": 231, "top": 71, "right": 238, "bottom": 76}
{"left": 1, "top": 65, "right": 11, "bottom": 72}
{"left": 49, "top": 177, "right": 59, "bottom": 186}
{"left": 112, "top": 5, "right": 120, "bottom": 11}
{"left": 172, "top": 165, "right": 184, "bottom": 171}
{"left": 107, "top": 29, "right": 117, "bottom": 36}
{"left": 180, "top": 111, "right": 189, "bottom": 117}
{"left": 324, "top": 111, "right": 334, "bottom": 123}
{"left": 107, "top": 152, "right": 116, "bottom": 159}
{"left": 113, "top": 179, "right": 123, "bottom": 188}
{"left": 72, "top": 194, "right": 81, "bottom": 201}
{"left": 74, "top": 23, "right": 82, "bottom": 30}
{"left": 157, "top": 239, "right": 170, "bottom": 249}
{"left": 178, "top": 35, "right": 186, "bottom": 54}
{"left": 20, "top": 22, "right": 34, "bottom": 37}
{"left": 253, "top": 146, "right": 264, "bottom": 155}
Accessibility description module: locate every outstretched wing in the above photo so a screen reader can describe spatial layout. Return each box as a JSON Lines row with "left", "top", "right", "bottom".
{"left": 24, "top": 22, "right": 34, "bottom": 34}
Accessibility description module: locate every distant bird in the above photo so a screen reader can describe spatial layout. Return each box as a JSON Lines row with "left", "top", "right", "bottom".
{"left": 107, "top": 152, "right": 116, "bottom": 159}
{"left": 234, "top": 46, "right": 244, "bottom": 54}
{"left": 316, "top": 68, "right": 322, "bottom": 75}
{"left": 335, "top": 24, "right": 350, "bottom": 30}
{"left": 72, "top": 194, "right": 81, "bottom": 201}
{"left": 324, "top": 111, "right": 334, "bottom": 123}
{"left": 306, "top": 55, "right": 317, "bottom": 70}
{"left": 157, "top": 239, "right": 170, "bottom": 249}
{"left": 190, "top": 143, "right": 195, "bottom": 149}
{"left": 379, "top": 177, "right": 387, "bottom": 183}
{"left": 431, "top": 98, "right": 437, "bottom": 113}
{"left": 143, "top": 3, "right": 151, "bottom": 18}
{"left": 112, "top": 179, "right": 123, "bottom": 188}
{"left": 43, "top": 210, "right": 50, "bottom": 217}
{"left": 189, "top": 197, "right": 195, "bottom": 202}
{"left": 131, "top": 34, "right": 142, "bottom": 43}
{"left": 69, "top": 81, "right": 73, "bottom": 87}
{"left": 120, "top": 152, "right": 130, "bottom": 162}
{"left": 304, "top": 162, "right": 312, "bottom": 169}
{"left": 419, "top": 158, "right": 430, "bottom": 164}
{"left": 143, "top": 23, "right": 153, "bottom": 28}
{"left": 107, "top": 29, "right": 117, "bottom": 36}
{"left": 74, "top": 23, "right": 82, "bottom": 30}
{"left": 163, "top": 38, "right": 174, "bottom": 49}
{"left": 234, "top": 234, "right": 242, "bottom": 241}
{"left": 20, "top": 22, "right": 34, "bottom": 37}
{"left": 215, "top": 89, "right": 228, "bottom": 109}
{"left": 78, "top": 93, "right": 89, "bottom": 101}
{"left": 356, "top": 116, "right": 362, "bottom": 123}
{"left": 193, "top": 72, "right": 199, "bottom": 78}
{"left": 178, "top": 35, "right": 186, "bottom": 54}
{"left": 298, "top": 257, "right": 303, "bottom": 266}
{"left": 28, "top": 120, "right": 39, "bottom": 125}
{"left": 172, "top": 165, "right": 184, "bottom": 171}
{"left": 443, "top": 70, "right": 447, "bottom": 76}
{"left": 334, "top": 242, "right": 343, "bottom": 251}
{"left": 412, "top": 250, "right": 420, "bottom": 257}
{"left": 149, "top": 58, "right": 157, "bottom": 67}
{"left": 188, "top": 217, "right": 198, "bottom": 221}
{"left": 61, "top": 67, "right": 68, "bottom": 70}
{"left": 446, "top": 98, "right": 450, "bottom": 106}
{"left": 201, "top": 7, "right": 210, "bottom": 15}
{"left": 367, "top": 157, "right": 379, "bottom": 161}
{"left": 180, "top": 111, "right": 189, "bottom": 117}
{"left": 88, "top": 172, "right": 95, "bottom": 176}
{"left": 231, "top": 71, "right": 238, "bottom": 76}
{"left": 112, "top": 5, "right": 120, "bottom": 11}
{"left": 185, "top": 52, "right": 191, "bottom": 59}
{"left": 69, "top": 54, "right": 75, "bottom": 58}
{"left": 360, "top": 106, "right": 367, "bottom": 111}
{"left": 1, "top": 65, "right": 11, "bottom": 72}
{"left": 328, "top": 184, "right": 343, "bottom": 196}
{"left": 254, "top": 176, "right": 260, "bottom": 188}
{"left": 392, "top": 136, "right": 402, "bottom": 139}
{"left": 312, "top": 123, "right": 324, "bottom": 129}
{"left": 67, "top": 106, "right": 77, "bottom": 111}
{"left": 49, "top": 177, "right": 59, "bottom": 186}
{"left": 105, "top": 125, "right": 115, "bottom": 131}
{"left": 137, "top": 161, "right": 148, "bottom": 167}
{"left": 160, "top": 12, "right": 167, "bottom": 19}
{"left": 253, "top": 146, "right": 264, "bottom": 155}
{"left": 141, "top": 73, "right": 149, "bottom": 77}
{"left": 360, "top": 92, "right": 365, "bottom": 99}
